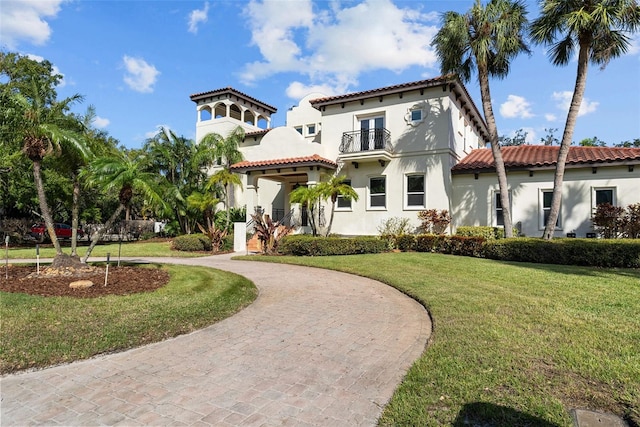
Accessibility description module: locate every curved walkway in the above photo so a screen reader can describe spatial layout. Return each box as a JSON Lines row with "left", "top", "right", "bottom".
{"left": 1, "top": 254, "right": 431, "bottom": 426}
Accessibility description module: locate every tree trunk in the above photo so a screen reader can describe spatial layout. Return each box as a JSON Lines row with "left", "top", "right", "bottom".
{"left": 225, "top": 183, "right": 231, "bottom": 230}
{"left": 326, "top": 204, "right": 336, "bottom": 237}
{"left": 543, "top": 42, "right": 590, "bottom": 240}
{"left": 478, "top": 66, "right": 514, "bottom": 238}
{"left": 70, "top": 174, "right": 80, "bottom": 257}
{"left": 82, "top": 204, "right": 125, "bottom": 263}
{"left": 33, "top": 160, "right": 64, "bottom": 255}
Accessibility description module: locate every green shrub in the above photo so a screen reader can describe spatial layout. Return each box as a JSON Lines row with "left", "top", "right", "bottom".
{"left": 414, "top": 234, "right": 485, "bottom": 257}
{"left": 396, "top": 234, "right": 416, "bottom": 251}
{"left": 172, "top": 234, "right": 212, "bottom": 252}
{"left": 378, "top": 217, "right": 412, "bottom": 249}
{"left": 279, "top": 235, "right": 387, "bottom": 256}
{"left": 456, "top": 226, "right": 503, "bottom": 240}
{"left": 483, "top": 238, "right": 640, "bottom": 268}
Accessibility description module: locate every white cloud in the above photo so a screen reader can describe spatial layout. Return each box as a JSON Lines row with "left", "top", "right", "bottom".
{"left": 0, "top": 0, "right": 67, "bottom": 49}
{"left": 188, "top": 2, "right": 209, "bottom": 34}
{"left": 240, "top": 0, "right": 439, "bottom": 95}
{"left": 122, "top": 56, "right": 160, "bottom": 93}
{"left": 92, "top": 116, "right": 110, "bottom": 129}
{"left": 520, "top": 127, "right": 536, "bottom": 144}
{"left": 552, "top": 91, "right": 599, "bottom": 117}
{"left": 500, "top": 95, "right": 533, "bottom": 119}
{"left": 25, "top": 53, "right": 66, "bottom": 87}
{"left": 286, "top": 81, "right": 343, "bottom": 100}
{"left": 544, "top": 113, "right": 557, "bottom": 122}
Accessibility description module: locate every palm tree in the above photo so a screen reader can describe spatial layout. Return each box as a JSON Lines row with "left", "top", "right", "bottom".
{"left": 531, "top": 0, "right": 640, "bottom": 240}
{"left": 200, "top": 126, "right": 246, "bottom": 228}
{"left": 290, "top": 185, "right": 322, "bottom": 236}
{"left": 317, "top": 175, "right": 359, "bottom": 236}
{"left": 432, "top": 0, "right": 530, "bottom": 238}
{"left": 206, "top": 168, "right": 242, "bottom": 229}
{"left": 81, "top": 151, "right": 165, "bottom": 263}
{"left": 9, "top": 78, "right": 88, "bottom": 265}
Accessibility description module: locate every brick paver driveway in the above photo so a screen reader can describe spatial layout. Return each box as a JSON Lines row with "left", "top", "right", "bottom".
{"left": 1, "top": 254, "right": 431, "bottom": 426}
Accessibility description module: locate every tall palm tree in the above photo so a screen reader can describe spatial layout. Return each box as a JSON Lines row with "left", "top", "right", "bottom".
{"left": 200, "top": 126, "right": 246, "bottom": 228}
{"left": 432, "top": 0, "right": 530, "bottom": 238}
{"left": 81, "top": 151, "right": 165, "bottom": 263}
{"left": 317, "top": 175, "right": 359, "bottom": 237}
{"left": 531, "top": 0, "right": 640, "bottom": 240}
{"left": 9, "top": 78, "right": 87, "bottom": 265}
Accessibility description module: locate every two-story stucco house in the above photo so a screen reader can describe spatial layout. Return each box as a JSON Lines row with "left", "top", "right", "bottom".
{"left": 190, "top": 76, "right": 640, "bottom": 240}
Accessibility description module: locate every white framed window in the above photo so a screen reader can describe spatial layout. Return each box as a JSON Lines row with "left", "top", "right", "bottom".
{"left": 592, "top": 187, "right": 616, "bottom": 209}
{"left": 307, "top": 124, "right": 316, "bottom": 135}
{"left": 411, "top": 109, "right": 422, "bottom": 121}
{"left": 493, "top": 191, "right": 512, "bottom": 227}
{"left": 336, "top": 179, "right": 353, "bottom": 210}
{"left": 406, "top": 174, "right": 425, "bottom": 208}
{"left": 539, "top": 189, "right": 561, "bottom": 229}
{"left": 294, "top": 126, "right": 303, "bottom": 135}
{"left": 405, "top": 105, "right": 426, "bottom": 127}
{"left": 359, "top": 116, "right": 385, "bottom": 150}
{"left": 369, "top": 176, "right": 386, "bottom": 209}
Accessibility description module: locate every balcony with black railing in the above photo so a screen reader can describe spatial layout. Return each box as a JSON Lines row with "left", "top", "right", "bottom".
{"left": 339, "top": 129, "right": 393, "bottom": 166}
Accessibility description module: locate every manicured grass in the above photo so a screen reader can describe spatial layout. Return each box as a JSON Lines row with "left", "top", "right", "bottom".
{"left": 4, "top": 239, "right": 202, "bottom": 259}
{"left": 247, "top": 253, "right": 640, "bottom": 426}
{"left": 0, "top": 264, "right": 257, "bottom": 374}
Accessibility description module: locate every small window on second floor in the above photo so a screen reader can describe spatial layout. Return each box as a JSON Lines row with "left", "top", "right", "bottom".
{"left": 411, "top": 109, "right": 422, "bottom": 121}
{"left": 295, "top": 126, "right": 303, "bottom": 135}
{"left": 307, "top": 124, "right": 316, "bottom": 135}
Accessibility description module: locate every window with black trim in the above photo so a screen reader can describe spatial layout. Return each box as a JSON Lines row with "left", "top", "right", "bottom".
{"left": 540, "top": 190, "right": 560, "bottom": 228}
{"left": 369, "top": 177, "right": 386, "bottom": 208}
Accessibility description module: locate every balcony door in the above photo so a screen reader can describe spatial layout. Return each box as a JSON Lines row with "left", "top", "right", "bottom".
{"left": 360, "top": 117, "right": 384, "bottom": 150}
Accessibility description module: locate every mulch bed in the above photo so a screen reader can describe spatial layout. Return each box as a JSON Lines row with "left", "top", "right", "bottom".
{"left": 0, "top": 265, "right": 170, "bottom": 298}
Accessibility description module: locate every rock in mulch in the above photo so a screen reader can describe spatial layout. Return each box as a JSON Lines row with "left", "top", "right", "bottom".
{"left": 69, "top": 280, "right": 94, "bottom": 289}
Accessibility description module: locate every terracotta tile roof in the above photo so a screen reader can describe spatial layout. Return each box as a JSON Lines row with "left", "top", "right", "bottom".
{"left": 230, "top": 154, "right": 337, "bottom": 171}
{"left": 309, "top": 74, "right": 456, "bottom": 106}
{"left": 452, "top": 145, "right": 640, "bottom": 173}
{"left": 244, "top": 129, "right": 271, "bottom": 138}
{"left": 189, "top": 87, "right": 277, "bottom": 113}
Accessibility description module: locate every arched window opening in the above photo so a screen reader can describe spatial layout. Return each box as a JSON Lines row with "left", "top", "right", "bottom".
{"left": 199, "top": 106, "right": 212, "bottom": 121}
{"left": 230, "top": 104, "right": 242, "bottom": 121}
{"left": 214, "top": 103, "right": 226, "bottom": 119}
{"left": 257, "top": 116, "right": 268, "bottom": 129}
{"left": 244, "top": 111, "right": 256, "bottom": 126}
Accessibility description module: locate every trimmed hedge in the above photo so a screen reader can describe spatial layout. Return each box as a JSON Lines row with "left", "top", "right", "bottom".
{"left": 278, "top": 235, "right": 388, "bottom": 256}
{"left": 414, "top": 234, "right": 485, "bottom": 257}
{"left": 172, "top": 234, "right": 212, "bottom": 252}
{"left": 456, "top": 226, "right": 504, "bottom": 240}
{"left": 483, "top": 238, "right": 640, "bottom": 268}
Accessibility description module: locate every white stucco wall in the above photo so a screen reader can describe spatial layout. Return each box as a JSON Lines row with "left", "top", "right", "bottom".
{"left": 452, "top": 165, "right": 640, "bottom": 238}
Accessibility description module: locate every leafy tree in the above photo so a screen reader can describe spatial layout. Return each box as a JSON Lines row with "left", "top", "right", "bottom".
{"left": 540, "top": 127, "right": 559, "bottom": 145}
{"left": 498, "top": 128, "right": 529, "bottom": 146}
{"left": 616, "top": 138, "right": 640, "bottom": 148}
{"left": 578, "top": 136, "right": 606, "bottom": 146}
{"left": 206, "top": 169, "right": 242, "bottom": 230}
{"left": 143, "top": 127, "right": 217, "bottom": 234}
{"left": 531, "top": 0, "right": 640, "bottom": 239}
{"left": 81, "top": 151, "right": 165, "bottom": 262}
{"left": 200, "top": 126, "right": 246, "bottom": 229}
{"left": 316, "top": 175, "right": 358, "bottom": 236}
{"left": 432, "top": 0, "right": 530, "bottom": 238}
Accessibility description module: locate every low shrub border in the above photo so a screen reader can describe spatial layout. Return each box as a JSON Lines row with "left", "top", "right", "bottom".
{"left": 278, "top": 235, "right": 387, "bottom": 256}
{"left": 483, "top": 237, "right": 640, "bottom": 268}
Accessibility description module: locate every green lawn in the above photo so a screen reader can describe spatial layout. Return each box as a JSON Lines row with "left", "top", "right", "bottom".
{"left": 0, "top": 264, "right": 257, "bottom": 374}
{"left": 4, "top": 239, "right": 201, "bottom": 259}
{"left": 248, "top": 253, "right": 640, "bottom": 427}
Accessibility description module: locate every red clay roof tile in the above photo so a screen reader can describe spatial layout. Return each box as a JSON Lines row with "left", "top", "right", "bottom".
{"left": 452, "top": 146, "right": 640, "bottom": 173}
{"left": 231, "top": 154, "right": 337, "bottom": 171}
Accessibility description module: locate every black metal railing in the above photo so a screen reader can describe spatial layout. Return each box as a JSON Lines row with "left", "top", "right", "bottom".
{"left": 339, "top": 128, "right": 393, "bottom": 154}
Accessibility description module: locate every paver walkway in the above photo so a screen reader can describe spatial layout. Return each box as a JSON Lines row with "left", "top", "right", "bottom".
{"left": 1, "top": 254, "right": 431, "bottom": 426}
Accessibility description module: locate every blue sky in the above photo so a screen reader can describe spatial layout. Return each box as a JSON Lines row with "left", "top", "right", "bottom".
{"left": 2, "top": 0, "right": 639, "bottom": 148}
